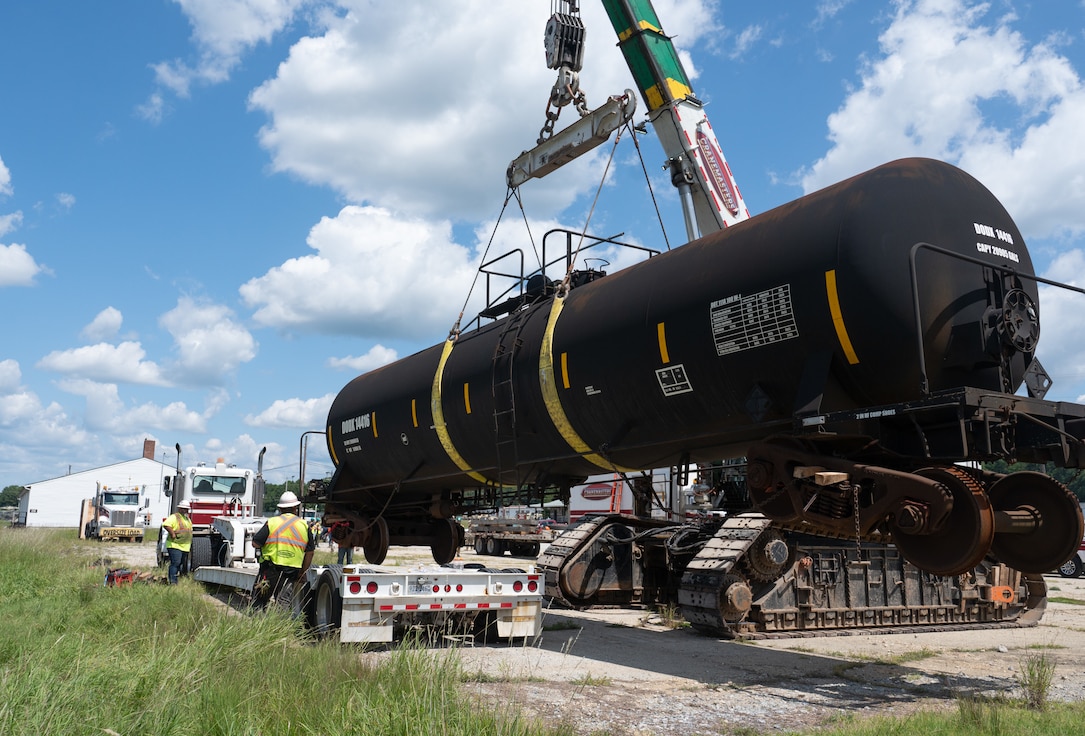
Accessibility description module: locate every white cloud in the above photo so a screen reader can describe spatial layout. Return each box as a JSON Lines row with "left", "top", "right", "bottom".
{"left": 730, "top": 25, "right": 764, "bottom": 59}
{"left": 143, "top": 0, "right": 311, "bottom": 116}
{"left": 240, "top": 205, "right": 479, "bottom": 338}
{"left": 37, "top": 341, "right": 168, "bottom": 386}
{"left": 56, "top": 379, "right": 207, "bottom": 433}
{"left": 159, "top": 297, "right": 258, "bottom": 383}
{"left": 245, "top": 393, "right": 335, "bottom": 428}
{"left": 799, "top": 0, "right": 1085, "bottom": 241}
{"left": 81, "top": 307, "right": 124, "bottom": 342}
{"left": 56, "top": 193, "right": 75, "bottom": 210}
{"left": 0, "top": 212, "right": 20, "bottom": 237}
{"left": 246, "top": 1, "right": 719, "bottom": 223}
{"left": 0, "top": 154, "right": 11, "bottom": 196}
{"left": 0, "top": 359, "right": 20, "bottom": 392}
{"left": 0, "top": 243, "right": 45, "bottom": 287}
{"left": 328, "top": 344, "right": 398, "bottom": 373}
{"left": 1033, "top": 250, "right": 1085, "bottom": 400}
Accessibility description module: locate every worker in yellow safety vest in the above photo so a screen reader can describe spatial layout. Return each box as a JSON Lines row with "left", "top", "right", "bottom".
{"left": 162, "top": 499, "right": 193, "bottom": 584}
{"left": 251, "top": 491, "right": 316, "bottom": 610}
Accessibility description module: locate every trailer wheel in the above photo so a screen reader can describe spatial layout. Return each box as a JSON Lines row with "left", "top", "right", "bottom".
{"left": 474, "top": 536, "right": 485, "bottom": 555}
{"left": 190, "top": 536, "right": 213, "bottom": 571}
{"left": 311, "top": 569, "right": 343, "bottom": 635}
{"left": 485, "top": 536, "right": 498, "bottom": 556}
{"left": 217, "top": 541, "right": 233, "bottom": 568}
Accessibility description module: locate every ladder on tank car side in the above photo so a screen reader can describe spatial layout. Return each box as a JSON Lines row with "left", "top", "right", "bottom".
{"left": 491, "top": 307, "right": 531, "bottom": 496}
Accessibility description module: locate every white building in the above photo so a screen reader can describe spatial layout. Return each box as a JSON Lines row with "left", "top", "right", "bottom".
{"left": 17, "top": 440, "right": 173, "bottom": 529}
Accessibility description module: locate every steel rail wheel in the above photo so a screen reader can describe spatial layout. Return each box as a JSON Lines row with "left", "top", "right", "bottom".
{"left": 430, "top": 518, "right": 461, "bottom": 565}
{"left": 986, "top": 471, "right": 1085, "bottom": 573}
{"left": 363, "top": 516, "right": 389, "bottom": 565}
{"left": 890, "top": 466, "right": 994, "bottom": 576}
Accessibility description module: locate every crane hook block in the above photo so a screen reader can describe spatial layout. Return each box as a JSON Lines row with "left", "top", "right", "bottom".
{"left": 544, "top": 13, "right": 586, "bottom": 72}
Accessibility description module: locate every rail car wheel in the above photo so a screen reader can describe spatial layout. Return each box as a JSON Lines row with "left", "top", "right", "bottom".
{"left": 890, "top": 466, "right": 994, "bottom": 576}
{"left": 431, "top": 518, "right": 460, "bottom": 565}
{"left": 986, "top": 471, "right": 1084, "bottom": 574}
{"left": 362, "top": 516, "right": 389, "bottom": 565}
{"left": 311, "top": 569, "right": 342, "bottom": 635}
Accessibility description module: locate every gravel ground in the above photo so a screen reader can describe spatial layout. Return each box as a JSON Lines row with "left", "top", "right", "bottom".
{"left": 99, "top": 539, "right": 1085, "bottom": 735}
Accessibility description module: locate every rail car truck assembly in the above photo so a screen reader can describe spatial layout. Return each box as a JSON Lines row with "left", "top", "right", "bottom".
{"left": 78, "top": 483, "right": 147, "bottom": 542}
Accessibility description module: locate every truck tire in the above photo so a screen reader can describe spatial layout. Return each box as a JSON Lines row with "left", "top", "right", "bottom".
{"left": 190, "top": 536, "right": 213, "bottom": 571}
{"left": 474, "top": 536, "right": 485, "bottom": 555}
{"left": 485, "top": 537, "right": 499, "bottom": 556}
{"left": 311, "top": 569, "right": 343, "bottom": 635}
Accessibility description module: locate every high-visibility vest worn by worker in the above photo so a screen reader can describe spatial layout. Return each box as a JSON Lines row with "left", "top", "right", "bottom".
{"left": 260, "top": 514, "right": 310, "bottom": 568}
{"left": 164, "top": 513, "right": 193, "bottom": 552}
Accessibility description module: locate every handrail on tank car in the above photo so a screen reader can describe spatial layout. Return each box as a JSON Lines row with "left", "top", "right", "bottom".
{"left": 908, "top": 242, "right": 1085, "bottom": 397}
{"left": 467, "top": 229, "right": 660, "bottom": 329}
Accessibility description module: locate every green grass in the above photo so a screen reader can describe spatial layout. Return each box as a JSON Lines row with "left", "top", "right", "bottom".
{"left": 1048, "top": 596, "right": 1085, "bottom": 606}
{"left": 0, "top": 528, "right": 572, "bottom": 736}
{"left": 815, "top": 699, "right": 1085, "bottom": 735}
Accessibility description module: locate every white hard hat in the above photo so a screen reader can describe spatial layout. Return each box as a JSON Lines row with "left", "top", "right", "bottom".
{"left": 277, "top": 491, "right": 301, "bottom": 509}
{"left": 178, "top": 499, "right": 192, "bottom": 510}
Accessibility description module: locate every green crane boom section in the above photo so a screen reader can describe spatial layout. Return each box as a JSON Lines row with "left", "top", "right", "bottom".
{"left": 601, "top": 0, "right": 694, "bottom": 113}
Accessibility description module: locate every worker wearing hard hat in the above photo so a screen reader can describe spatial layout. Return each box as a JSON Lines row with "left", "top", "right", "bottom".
{"left": 162, "top": 499, "right": 194, "bottom": 585}
{"left": 251, "top": 491, "right": 316, "bottom": 610}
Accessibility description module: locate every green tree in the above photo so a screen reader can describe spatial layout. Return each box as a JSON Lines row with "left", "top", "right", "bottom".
{"left": 0, "top": 485, "right": 23, "bottom": 507}
{"left": 982, "top": 461, "right": 1085, "bottom": 502}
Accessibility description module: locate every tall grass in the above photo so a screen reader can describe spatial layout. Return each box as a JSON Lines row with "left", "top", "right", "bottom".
{"left": 0, "top": 528, "right": 569, "bottom": 736}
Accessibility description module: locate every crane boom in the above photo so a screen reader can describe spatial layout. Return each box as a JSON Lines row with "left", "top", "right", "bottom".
{"left": 601, "top": 0, "right": 749, "bottom": 237}
{"left": 508, "top": 1, "right": 749, "bottom": 242}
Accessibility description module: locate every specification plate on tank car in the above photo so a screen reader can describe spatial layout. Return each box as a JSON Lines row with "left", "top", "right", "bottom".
{"left": 710, "top": 285, "right": 799, "bottom": 356}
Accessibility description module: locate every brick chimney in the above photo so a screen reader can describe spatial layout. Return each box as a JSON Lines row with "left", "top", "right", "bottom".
{"left": 143, "top": 439, "right": 156, "bottom": 460}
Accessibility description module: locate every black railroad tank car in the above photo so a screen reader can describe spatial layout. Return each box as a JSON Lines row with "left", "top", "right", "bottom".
{"left": 325, "top": 157, "right": 1037, "bottom": 500}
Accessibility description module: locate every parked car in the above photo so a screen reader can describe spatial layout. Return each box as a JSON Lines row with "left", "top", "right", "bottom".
{"left": 1057, "top": 537, "right": 1085, "bottom": 577}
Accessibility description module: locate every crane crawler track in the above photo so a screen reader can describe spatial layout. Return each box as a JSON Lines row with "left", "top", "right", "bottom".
{"left": 540, "top": 513, "right": 1047, "bottom": 638}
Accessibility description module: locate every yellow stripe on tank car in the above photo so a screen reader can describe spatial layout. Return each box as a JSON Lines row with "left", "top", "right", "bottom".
{"left": 825, "top": 270, "right": 860, "bottom": 365}
{"left": 539, "top": 297, "right": 635, "bottom": 472}
{"left": 372, "top": 411, "right": 378, "bottom": 438}
{"left": 326, "top": 425, "right": 338, "bottom": 466}
{"left": 657, "top": 322, "right": 670, "bottom": 364}
{"left": 411, "top": 398, "right": 418, "bottom": 428}
{"left": 432, "top": 339, "right": 489, "bottom": 484}
{"left": 561, "top": 352, "right": 570, "bottom": 389}
{"left": 463, "top": 382, "right": 472, "bottom": 414}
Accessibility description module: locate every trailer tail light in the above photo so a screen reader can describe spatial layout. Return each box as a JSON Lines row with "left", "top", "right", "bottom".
{"left": 349, "top": 581, "right": 362, "bottom": 595}
{"left": 527, "top": 580, "right": 538, "bottom": 592}
{"left": 366, "top": 581, "right": 378, "bottom": 594}
{"left": 455, "top": 583, "right": 463, "bottom": 592}
{"left": 432, "top": 584, "right": 440, "bottom": 593}
{"left": 513, "top": 580, "right": 524, "bottom": 592}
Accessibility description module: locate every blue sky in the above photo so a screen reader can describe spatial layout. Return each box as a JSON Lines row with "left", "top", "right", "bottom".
{"left": 2, "top": 0, "right": 1085, "bottom": 487}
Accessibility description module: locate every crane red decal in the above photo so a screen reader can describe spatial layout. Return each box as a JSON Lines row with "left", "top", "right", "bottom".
{"left": 696, "top": 130, "right": 740, "bottom": 216}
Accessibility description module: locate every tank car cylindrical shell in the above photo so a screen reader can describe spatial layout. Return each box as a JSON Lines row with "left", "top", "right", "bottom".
{"left": 325, "top": 158, "right": 1037, "bottom": 500}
